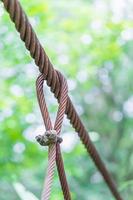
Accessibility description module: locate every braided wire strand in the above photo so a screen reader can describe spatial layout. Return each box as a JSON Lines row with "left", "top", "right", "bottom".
{"left": 36, "top": 73, "right": 71, "bottom": 200}
{"left": 42, "top": 144, "right": 56, "bottom": 200}
{"left": 36, "top": 75, "right": 55, "bottom": 200}
{"left": 56, "top": 143, "right": 71, "bottom": 200}
{"left": 1, "top": 1, "right": 123, "bottom": 199}
{"left": 54, "top": 71, "right": 71, "bottom": 199}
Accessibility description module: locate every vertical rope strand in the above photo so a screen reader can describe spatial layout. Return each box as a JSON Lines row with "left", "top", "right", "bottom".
{"left": 41, "top": 144, "right": 56, "bottom": 200}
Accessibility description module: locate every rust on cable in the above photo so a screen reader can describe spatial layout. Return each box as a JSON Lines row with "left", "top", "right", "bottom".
{"left": 1, "top": 0, "right": 123, "bottom": 200}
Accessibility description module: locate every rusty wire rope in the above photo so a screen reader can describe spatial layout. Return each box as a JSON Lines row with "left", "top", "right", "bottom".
{"left": 36, "top": 72, "right": 71, "bottom": 200}
{"left": 1, "top": 0, "right": 123, "bottom": 200}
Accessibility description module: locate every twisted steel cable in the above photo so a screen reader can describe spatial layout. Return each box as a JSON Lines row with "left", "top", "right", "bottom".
{"left": 36, "top": 72, "right": 71, "bottom": 200}
{"left": 42, "top": 144, "right": 56, "bottom": 200}
{"left": 36, "top": 74, "right": 56, "bottom": 200}
{"left": 1, "top": 0, "right": 123, "bottom": 199}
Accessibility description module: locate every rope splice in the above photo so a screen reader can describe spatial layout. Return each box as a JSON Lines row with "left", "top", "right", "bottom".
{"left": 36, "top": 130, "right": 63, "bottom": 146}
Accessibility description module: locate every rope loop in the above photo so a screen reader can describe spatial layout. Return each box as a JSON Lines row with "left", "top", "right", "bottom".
{"left": 36, "top": 71, "right": 71, "bottom": 200}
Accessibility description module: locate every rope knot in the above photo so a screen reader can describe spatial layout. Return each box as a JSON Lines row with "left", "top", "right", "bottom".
{"left": 36, "top": 130, "right": 63, "bottom": 146}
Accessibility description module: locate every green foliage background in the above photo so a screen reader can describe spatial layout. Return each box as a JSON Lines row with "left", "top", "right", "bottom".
{"left": 0, "top": 0, "right": 133, "bottom": 199}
